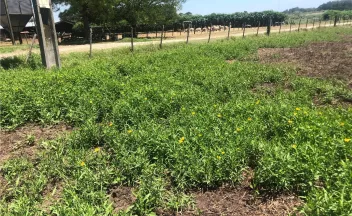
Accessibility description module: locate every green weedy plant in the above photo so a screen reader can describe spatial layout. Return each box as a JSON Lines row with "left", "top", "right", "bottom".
{"left": 0, "top": 27, "right": 352, "bottom": 215}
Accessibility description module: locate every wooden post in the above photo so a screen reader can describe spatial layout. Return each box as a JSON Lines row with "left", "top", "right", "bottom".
{"left": 32, "top": 0, "right": 61, "bottom": 69}
{"left": 313, "top": 19, "right": 315, "bottom": 29}
{"left": 4, "top": 0, "right": 15, "bottom": 45}
{"left": 279, "top": 22, "right": 282, "bottom": 33}
{"left": 334, "top": 16, "right": 338, "bottom": 27}
{"left": 160, "top": 25, "right": 164, "bottom": 49}
{"left": 26, "top": 34, "right": 37, "bottom": 63}
{"left": 89, "top": 27, "right": 92, "bottom": 58}
{"left": 242, "top": 23, "right": 246, "bottom": 38}
{"left": 186, "top": 24, "right": 190, "bottom": 44}
{"left": 267, "top": 18, "right": 272, "bottom": 36}
{"left": 298, "top": 19, "right": 302, "bottom": 32}
{"left": 131, "top": 27, "right": 134, "bottom": 52}
{"left": 257, "top": 21, "right": 260, "bottom": 36}
{"left": 306, "top": 19, "right": 308, "bottom": 29}
{"left": 290, "top": 20, "right": 292, "bottom": 32}
{"left": 208, "top": 24, "right": 212, "bottom": 43}
{"left": 227, "top": 22, "right": 231, "bottom": 40}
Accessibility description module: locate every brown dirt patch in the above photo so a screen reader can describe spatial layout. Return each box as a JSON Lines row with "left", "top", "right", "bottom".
{"left": 157, "top": 170, "right": 302, "bottom": 216}
{"left": 39, "top": 179, "right": 64, "bottom": 213}
{"left": 0, "top": 123, "right": 73, "bottom": 164}
{"left": 258, "top": 41, "right": 352, "bottom": 82}
{"left": 108, "top": 186, "right": 136, "bottom": 213}
{"left": 158, "top": 187, "right": 302, "bottom": 216}
{"left": 0, "top": 174, "right": 8, "bottom": 197}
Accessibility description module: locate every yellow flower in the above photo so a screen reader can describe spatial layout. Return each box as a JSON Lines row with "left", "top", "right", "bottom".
{"left": 296, "top": 108, "right": 301, "bottom": 111}
{"left": 80, "top": 161, "right": 86, "bottom": 167}
{"left": 221, "top": 151, "right": 225, "bottom": 155}
{"left": 89, "top": 100, "right": 93, "bottom": 104}
{"left": 109, "top": 122, "right": 113, "bottom": 127}
{"left": 94, "top": 147, "right": 100, "bottom": 153}
{"left": 294, "top": 112, "right": 298, "bottom": 116}
{"left": 217, "top": 114, "right": 222, "bottom": 118}
{"left": 179, "top": 137, "right": 185, "bottom": 144}
{"left": 128, "top": 130, "right": 133, "bottom": 134}
{"left": 236, "top": 128, "right": 242, "bottom": 132}
{"left": 292, "top": 144, "right": 297, "bottom": 149}
{"left": 288, "top": 120, "right": 293, "bottom": 124}
{"left": 192, "top": 112, "right": 196, "bottom": 115}
{"left": 344, "top": 138, "right": 351, "bottom": 143}
{"left": 198, "top": 134, "right": 203, "bottom": 137}
{"left": 340, "top": 122, "right": 345, "bottom": 126}
{"left": 248, "top": 117, "right": 252, "bottom": 121}
{"left": 256, "top": 100, "right": 260, "bottom": 105}
{"left": 217, "top": 156, "right": 221, "bottom": 160}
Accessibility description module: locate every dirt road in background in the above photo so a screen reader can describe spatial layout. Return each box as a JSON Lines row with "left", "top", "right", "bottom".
{"left": 0, "top": 23, "right": 349, "bottom": 58}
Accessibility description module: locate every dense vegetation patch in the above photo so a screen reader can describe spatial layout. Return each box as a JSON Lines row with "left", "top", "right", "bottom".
{"left": 1, "top": 27, "right": 352, "bottom": 215}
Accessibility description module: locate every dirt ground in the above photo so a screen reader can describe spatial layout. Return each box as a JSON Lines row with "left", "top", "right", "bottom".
{"left": 258, "top": 37, "right": 352, "bottom": 82}
{"left": 0, "top": 123, "right": 73, "bottom": 164}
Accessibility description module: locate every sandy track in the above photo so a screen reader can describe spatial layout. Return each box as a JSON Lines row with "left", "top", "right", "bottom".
{"left": 0, "top": 23, "right": 349, "bottom": 59}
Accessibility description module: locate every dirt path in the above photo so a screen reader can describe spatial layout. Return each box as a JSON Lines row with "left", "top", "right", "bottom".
{"left": 0, "top": 23, "right": 349, "bottom": 59}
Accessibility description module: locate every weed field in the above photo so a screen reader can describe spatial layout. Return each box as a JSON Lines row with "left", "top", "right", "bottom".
{"left": 1, "top": 27, "right": 352, "bottom": 215}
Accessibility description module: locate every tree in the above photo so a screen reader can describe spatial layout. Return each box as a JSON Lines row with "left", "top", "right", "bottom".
{"left": 318, "top": 0, "right": 352, "bottom": 11}
{"left": 113, "top": 0, "right": 185, "bottom": 27}
{"left": 53, "top": 0, "right": 117, "bottom": 39}
{"left": 53, "top": 0, "right": 185, "bottom": 39}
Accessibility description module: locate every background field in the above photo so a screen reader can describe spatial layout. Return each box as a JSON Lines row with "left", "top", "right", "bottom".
{"left": 1, "top": 26, "right": 352, "bottom": 215}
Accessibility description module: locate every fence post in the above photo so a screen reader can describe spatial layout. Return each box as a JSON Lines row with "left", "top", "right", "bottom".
{"left": 334, "top": 16, "right": 338, "bottom": 27}
{"left": 290, "top": 20, "right": 292, "bottom": 32}
{"left": 186, "top": 24, "right": 190, "bottom": 44}
{"left": 89, "top": 27, "right": 93, "bottom": 58}
{"left": 227, "top": 22, "right": 231, "bottom": 40}
{"left": 305, "top": 19, "right": 309, "bottom": 29}
{"left": 242, "top": 23, "right": 246, "bottom": 38}
{"left": 160, "top": 25, "right": 164, "bottom": 49}
{"left": 279, "top": 22, "right": 282, "bottom": 33}
{"left": 131, "top": 27, "right": 134, "bottom": 52}
{"left": 257, "top": 21, "right": 260, "bottom": 36}
{"left": 298, "top": 18, "right": 302, "bottom": 32}
{"left": 208, "top": 24, "right": 212, "bottom": 43}
{"left": 266, "top": 18, "right": 272, "bottom": 36}
{"left": 313, "top": 19, "right": 315, "bottom": 29}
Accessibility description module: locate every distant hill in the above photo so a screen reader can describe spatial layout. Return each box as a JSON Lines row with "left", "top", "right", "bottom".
{"left": 284, "top": 0, "right": 352, "bottom": 14}
{"left": 283, "top": 7, "right": 317, "bottom": 14}
{"left": 318, "top": 0, "right": 352, "bottom": 10}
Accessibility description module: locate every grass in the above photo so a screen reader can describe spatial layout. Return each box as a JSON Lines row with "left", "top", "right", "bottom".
{"left": 0, "top": 44, "right": 39, "bottom": 54}
{"left": 1, "top": 27, "right": 352, "bottom": 215}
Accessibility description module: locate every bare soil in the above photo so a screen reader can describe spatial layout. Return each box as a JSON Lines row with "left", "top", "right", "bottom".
{"left": 39, "top": 179, "right": 65, "bottom": 213}
{"left": 0, "top": 123, "right": 73, "bottom": 164}
{"left": 108, "top": 186, "right": 136, "bottom": 213}
{"left": 157, "top": 187, "right": 302, "bottom": 216}
{"left": 258, "top": 40, "right": 352, "bottom": 82}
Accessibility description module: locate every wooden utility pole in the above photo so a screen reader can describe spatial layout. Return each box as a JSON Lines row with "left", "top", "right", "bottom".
{"left": 32, "top": 0, "right": 61, "bottom": 69}
{"left": 4, "top": 0, "right": 15, "bottom": 45}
